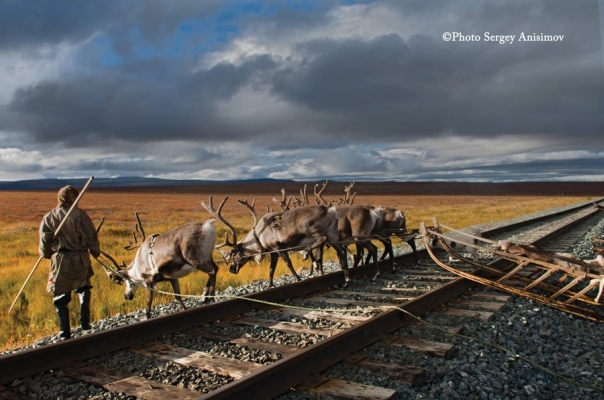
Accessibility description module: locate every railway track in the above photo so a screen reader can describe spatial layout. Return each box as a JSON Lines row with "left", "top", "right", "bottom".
{"left": 1, "top": 199, "right": 603, "bottom": 399}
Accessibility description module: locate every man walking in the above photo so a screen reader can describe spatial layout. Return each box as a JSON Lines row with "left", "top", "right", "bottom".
{"left": 39, "top": 185, "right": 100, "bottom": 339}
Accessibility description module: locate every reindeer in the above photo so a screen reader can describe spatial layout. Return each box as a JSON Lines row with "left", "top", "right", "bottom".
{"left": 108, "top": 206, "right": 220, "bottom": 319}
{"left": 359, "top": 205, "right": 419, "bottom": 269}
{"left": 333, "top": 205, "right": 382, "bottom": 279}
{"left": 312, "top": 181, "right": 418, "bottom": 273}
{"left": 202, "top": 196, "right": 350, "bottom": 287}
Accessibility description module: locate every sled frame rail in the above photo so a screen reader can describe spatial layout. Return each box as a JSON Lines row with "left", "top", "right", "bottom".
{"left": 419, "top": 218, "right": 604, "bottom": 322}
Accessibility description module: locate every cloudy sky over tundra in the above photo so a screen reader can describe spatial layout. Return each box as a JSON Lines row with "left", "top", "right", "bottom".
{"left": 1, "top": 0, "right": 603, "bottom": 182}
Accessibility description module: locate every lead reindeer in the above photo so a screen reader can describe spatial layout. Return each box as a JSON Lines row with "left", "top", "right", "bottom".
{"left": 109, "top": 205, "right": 220, "bottom": 319}
{"left": 202, "top": 196, "right": 351, "bottom": 287}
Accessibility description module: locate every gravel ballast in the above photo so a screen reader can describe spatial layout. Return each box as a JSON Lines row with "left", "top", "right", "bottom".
{"left": 3, "top": 201, "right": 604, "bottom": 399}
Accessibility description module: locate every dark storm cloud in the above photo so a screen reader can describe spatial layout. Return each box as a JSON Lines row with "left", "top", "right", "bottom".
{"left": 0, "top": 1, "right": 111, "bottom": 51}
{"left": 2, "top": 54, "right": 278, "bottom": 145}
{"left": 0, "top": 1, "right": 225, "bottom": 51}
{"left": 271, "top": 27, "right": 603, "bottom": 143}
{"left": 0, "top": 0, "right": 602, "bottom": 182}
{"left": 5, "top": 0, "right": 601, "bottom": 150}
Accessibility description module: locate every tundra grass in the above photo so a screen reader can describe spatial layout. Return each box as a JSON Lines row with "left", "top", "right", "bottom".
{"left": 0, "top": 189, "right": 591, "bottom": 351}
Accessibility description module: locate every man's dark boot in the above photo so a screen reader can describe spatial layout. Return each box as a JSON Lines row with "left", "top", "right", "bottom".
{"left": 77, "top": 287, "right": 92, "bottom": 330}
{"left": 57, "top": 307, "right": 71, "bottom": 340}
{"left": 54, "top": 293, "right": 71, "bottom": 339}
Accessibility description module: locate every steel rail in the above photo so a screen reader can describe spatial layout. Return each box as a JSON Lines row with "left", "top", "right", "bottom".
{"left": 197, "top": 202, "right": 603, "bottom": 399}
{"left": 0, "top": 199, "right": 600, "bottom": 387}
{"left": 422, "top": 206, "right": 604, "bottom": 322}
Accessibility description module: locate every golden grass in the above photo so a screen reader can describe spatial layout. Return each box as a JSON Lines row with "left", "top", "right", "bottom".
{"left": 0, "top": 188, "right": 593, "bottom": 351}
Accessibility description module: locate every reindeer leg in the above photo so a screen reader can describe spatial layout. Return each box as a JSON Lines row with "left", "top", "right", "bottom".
{"left": 279, "top": 251, "right": 301, "bottom": 283}
{"left": 377, "top": 238, "right": 389, "bottom": 259}
{"left": 366, "top": 249, "right": 374, "bottom": 265}
{"left": 169, "top": 279, "right": 187, "bottom": 311}
{"left": 308, "top": 247, "right": 323, "bottom": 276}
{"left": 362, "top": 241, "right": 379, "bottom": 281}
{"left": 268, "top": 253, "right": 280, "bottom": 287}
{"left": 146, "top": 285, "right": 155, "bottom": 319}
{"left": 379, "top": 238, "right": 396, "bottom": 272}
{"left": 201, "top": 262, "right": 218, "bottom": 303}
{"left": 353, "top": 245, "right": 364, "bottom": 268}
{"left": 305, "top": 250, "right": 315, "bottom": 276}
{"left": 407, "top": 238, "right": 418, "bottom": 266}
{"left": 331, "top": 242, "right": 351, "bottom": 287}
{"left": 315, "top": 246, "right": 324, "bottom": 275}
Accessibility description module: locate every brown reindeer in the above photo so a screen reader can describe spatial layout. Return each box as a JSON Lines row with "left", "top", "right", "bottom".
{"left": 312, "top": 181, "right": 417, "bottom": 272}
{"left": 202, "top": 196, "right": 350, "bottom": 287}
{"left": 335, "top": 205, "right": 381, "bottom": 279}
{"left": 109, "top": 205, "right": 220, "bottom": 319}
{"left": 363, "top": 205, "right": 418, "bottom": 268}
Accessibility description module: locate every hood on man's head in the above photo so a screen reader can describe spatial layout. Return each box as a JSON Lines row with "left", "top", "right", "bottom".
{"left": 57, "top": 185, "right": 79, "bottom": 208}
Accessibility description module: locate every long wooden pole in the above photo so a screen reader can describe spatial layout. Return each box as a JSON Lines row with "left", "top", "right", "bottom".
{"left": 8, "top": 176, "right": 95, "bottom": 313}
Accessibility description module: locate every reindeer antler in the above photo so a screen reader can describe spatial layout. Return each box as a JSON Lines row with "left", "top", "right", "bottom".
{"left": 314, "top": 180, "right": 329, "bottom": 206}
{"left": 201, "top": 196, "right": 238, "bottom": 247}
{"left": 124, "top": 211, "right": 146, "bottom": 250}
{"left": 237, "top": 198, "right": 258, "bottom": 227}
{"left": 96, "top": 250, "right": 127, "bottom": 284}
{"left": 273, "top": 189, "right": 292, "bottom": 211}
{"left": 300, "top": 184, "right": 309, "bottom": 206}
{"left": 344, "top": 181, "right": 356, "bottom": 205}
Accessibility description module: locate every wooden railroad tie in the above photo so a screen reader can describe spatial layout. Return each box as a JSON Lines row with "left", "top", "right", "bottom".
{"left": 295, "top": 374, "right": 397, "bottom": 400}
{"left": 65, "top": 364, "right": 200, "bottom": 400}
{"left": 384, "top": 336, "right": 457, "bottom": 359}
{"left": 131, "top": 342, "right": 263, "bottom": 379}
{"left": 344, "top": 354, "right": 427, "bottom": 387}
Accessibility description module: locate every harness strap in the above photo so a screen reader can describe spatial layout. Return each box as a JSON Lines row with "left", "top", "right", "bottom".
{"left": 146, "top": 234, "right": 160, "bottom": 271}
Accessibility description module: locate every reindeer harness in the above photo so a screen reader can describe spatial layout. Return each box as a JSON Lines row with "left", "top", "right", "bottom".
{"left": 145, "top": 234, "right": 160, "bottom": 271}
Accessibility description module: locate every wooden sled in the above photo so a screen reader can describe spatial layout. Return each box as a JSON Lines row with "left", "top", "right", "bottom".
{"left": 420, "top": 218, "right": 604, "bottom": 322}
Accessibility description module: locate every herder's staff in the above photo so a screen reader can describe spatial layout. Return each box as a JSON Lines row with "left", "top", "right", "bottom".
{"left": 8, "top": 176, "right": 95, "bottom": 313}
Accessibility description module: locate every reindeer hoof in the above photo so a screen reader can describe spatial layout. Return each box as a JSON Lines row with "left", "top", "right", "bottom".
{"left": 201, "top": 293, "right": 213, "bottom": 304}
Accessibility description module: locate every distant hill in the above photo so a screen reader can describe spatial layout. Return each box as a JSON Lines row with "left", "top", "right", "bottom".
{"left": 1, "top": 177, "right": 604, "bottom": 196}
{"left": 0, "top": 177, "right": 294, "bottom": 190}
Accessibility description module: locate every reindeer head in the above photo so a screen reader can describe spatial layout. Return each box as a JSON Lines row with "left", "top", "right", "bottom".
{"left": 226, "top": 231, "right": 266, "bottom": 274}
{"left": 202, "top": 195, "right": 245, "bottom": 274}
{"left": 120, "top": 257, "right": 145, "bottom": 301}
{"left": 104, "top": 251, "right": 142, "bottom": 301}
{"left": 202, "top": 195, "right": 270, "bottom": 275}
{"left": 99, "top": 249, "right": 142, "bottom": 301}
{"left": 112, "top": 212, "right": 152, "bottom": 301}
{"left": 227, "top": 244, "right": 248, "bottom": 274}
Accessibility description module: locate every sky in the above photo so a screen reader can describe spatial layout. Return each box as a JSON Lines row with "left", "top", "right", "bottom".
{"left": 0, "top": 0, "right": 603, "bottom": 183}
